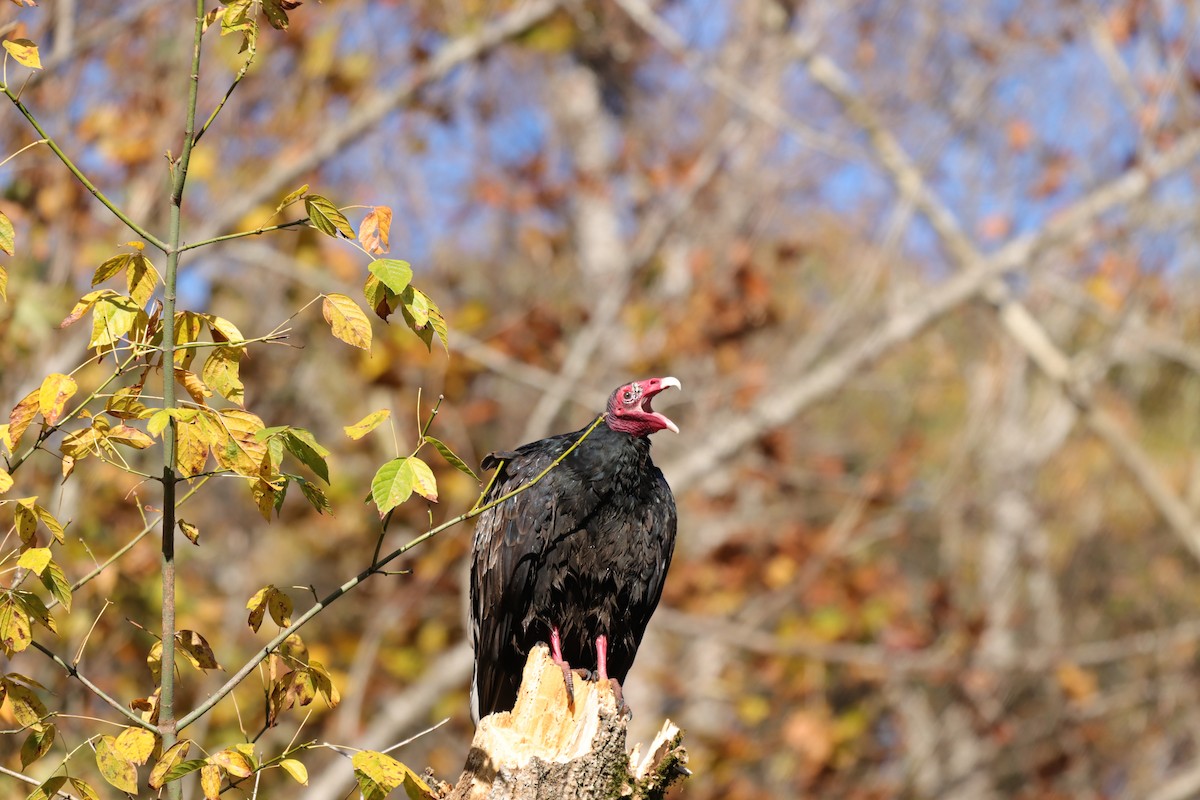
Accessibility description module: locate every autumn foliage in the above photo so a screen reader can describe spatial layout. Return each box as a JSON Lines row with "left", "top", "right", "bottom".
{"left": 3, "top": 1, "right": 1200, "bottom": 799}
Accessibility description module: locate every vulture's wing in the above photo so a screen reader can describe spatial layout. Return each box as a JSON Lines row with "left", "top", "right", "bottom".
{"left": 469, "top": 431, "right": 601, "bottom": 720}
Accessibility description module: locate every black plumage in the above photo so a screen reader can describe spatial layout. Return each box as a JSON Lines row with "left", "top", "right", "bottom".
{"left": 469, "top": 377, "right": 680, "bottom": 721}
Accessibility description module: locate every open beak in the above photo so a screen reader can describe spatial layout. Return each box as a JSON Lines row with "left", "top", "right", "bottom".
{"left": 641, "top": 376, "right": 681, "bottom": 433}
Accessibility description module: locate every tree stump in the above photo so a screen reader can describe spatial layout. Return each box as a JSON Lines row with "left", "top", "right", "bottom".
{"left": 443, "top": 645, "right": 688, "bottom": 800}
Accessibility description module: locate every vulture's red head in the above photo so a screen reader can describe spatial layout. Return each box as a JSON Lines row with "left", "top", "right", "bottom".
{"left": 605, "top": 377, "right": 681, "bottom": 437}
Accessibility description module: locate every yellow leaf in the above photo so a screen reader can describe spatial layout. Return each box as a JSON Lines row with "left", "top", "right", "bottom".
{"left": 409, "top": 457, "right": 438, "bottom": 502}
{"left": 214, "top": 409, "right": 267, "bottom": 477}
{"left": 0, "top": 467, "right": 11, "bottom": 494}
{"left": 16, "top": 546, "right": 51, "bottom": 575}
{"left": 179, "top": 519, "right": 200, "bottom": 545}
{"left": 200, "top": 313, "right": 244, "bottom": 344}
{"left": 201, "top": 346, "right": 245, "bottom": 406}
{"left": 345, "top": 409, "right": 390, "bottom": 439}
{"left": 200, "top": 764, "right": 222, "bottom": 800}
{"left": 280, "top": 758, "right": 308, "bottom": 785}
{"left": 113, "top": 726, "right": 157, "bottom": 766}
{"left": 177, "top": 421, "right": 210, "bottom": 478}
{"left": 107, "top": 424, "right": 155, "bottom": 450}
{"left": 95, "top": 735, "right": 138, "bottom": 794}
{"left": 38, "top": 373, "right": 77, "bottom": 426}
{"left": 322, "top": 293, "right": 372, "bottom": 350}
{"left": 352, "top": 751, "right": 434, "bottom": 800}
{"left": 127, "top": 254, "right": 160, "bottom": 308}
{"left": 3, "top": 38, "right": 42, "bottom": 70}
{"left": 0, "top": 210, "right": 14, "bottom": 256}
{"left": 148, "top": 740, "right": 192, "bottom": 788}
{"left": 175, "top": 367, "right": 214, "bottom": 404}
{"left": 0, "top": 597, "right": 32, "bottom": 655}
{"left": 0, "top": 265, "right": 6, "bottom": 302}
{"left": 210, "top": 747, "right": 253, "bottom": 778}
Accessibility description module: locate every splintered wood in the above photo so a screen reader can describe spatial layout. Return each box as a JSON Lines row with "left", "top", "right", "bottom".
{"left": 445, "top": 645, "right": 688, "bottom": 800}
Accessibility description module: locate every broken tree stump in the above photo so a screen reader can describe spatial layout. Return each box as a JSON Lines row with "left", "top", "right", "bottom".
{"left": 443, "top": 645, "right": 688, "bottom": 800}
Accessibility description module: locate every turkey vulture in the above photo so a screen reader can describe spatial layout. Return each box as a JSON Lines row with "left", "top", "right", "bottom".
{"left": 470, "top": 377, "right": 680, "bottom": 721}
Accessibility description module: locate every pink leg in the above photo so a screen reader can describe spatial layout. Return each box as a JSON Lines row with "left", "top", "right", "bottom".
{"left": 596, "top": 634, "right": 628, "bottom": 715}
{"left": 551, "top": 627, "right": 565, "bottom": 664}
{"left": 595, "top": 634, "right": 609, "bottom": 681}
{"left": 549, "top": 626, "right": 575, "bottom": 705}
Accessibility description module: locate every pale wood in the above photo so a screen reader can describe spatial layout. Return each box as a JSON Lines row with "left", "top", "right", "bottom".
{"left": 443, "top": 645, "right": 687, "bottom": 800}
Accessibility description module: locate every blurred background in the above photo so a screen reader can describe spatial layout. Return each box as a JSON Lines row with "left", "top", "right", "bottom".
{"left": 4, "top": 1, "right": 1200, "bottom": 797}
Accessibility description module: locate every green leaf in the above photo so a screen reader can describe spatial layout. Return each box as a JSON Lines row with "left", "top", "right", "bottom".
{"left": 275, "top": 183, "right": 309, "bottom": 213}
{"left": 33, "top": 503, "right": 65, "bottom": 543}
{"left": 322, "top": 292, "right": 373, "bottom": 350}
{"left": 21, "top": 724, "right": 55, "bottom": 768}
{"left": 3, "top": 38, "right": 42, "bottom": 70}
{"left": 305, "top": 194, "right": 354, "bottom": 239}
{"left": 400, "top": 286, "right": 449, "bottom": 352}
{"left": 96, "top": 735, "right": 138, "bottom": 794}
{"left": 424, "top": 435, "right": 480, "bottom": 481}
{"left": 297, "top": 479, "right": 336, "bottom": 515}
{"left": 280, "top": 429, "right": 330, "bottom": 483}
{"left": 371, "top": 457, "right": 416, "bottom": 516}
{"left": 27, "top": 776, "right": 67, "bottom": 800}
{"left": 15, "top": 590, "right": 55, "bottom": 634}
{"left": 160, "top": 759, "right": 208, "bottom": 783}
{"left": 16, "top": 546, "right": 51, "bottom": 575}
{"left": 363, "top": 273, "right": 400, "bottom": 321}
{"left": 40, "top": 558, "right": 71, "bottom": 611}
{"left": 345, "top": 409, "right": 390, "bottom": 440}
{"left": 368, "top": 258, "right": 413, "bottom": 295}
{"left": 0, "top": 210, "right": 14, "bottom": 256}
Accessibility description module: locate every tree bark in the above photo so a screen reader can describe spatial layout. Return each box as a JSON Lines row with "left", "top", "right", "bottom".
{"left": 443, "top": 646, "right": 688, "bottom": 800}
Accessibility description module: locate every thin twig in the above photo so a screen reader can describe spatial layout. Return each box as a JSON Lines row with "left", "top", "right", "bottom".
{"left": 177, "top": 414, "right": 608, "bottom": 731}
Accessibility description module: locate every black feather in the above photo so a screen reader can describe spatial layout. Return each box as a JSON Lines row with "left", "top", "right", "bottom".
{"left": 469, "top": 421, "right": 677, "bottom": 721}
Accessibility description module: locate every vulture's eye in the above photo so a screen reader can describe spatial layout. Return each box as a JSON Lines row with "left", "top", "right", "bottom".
{"left": 623, "top": 391, "right": 634, "bottom": 402}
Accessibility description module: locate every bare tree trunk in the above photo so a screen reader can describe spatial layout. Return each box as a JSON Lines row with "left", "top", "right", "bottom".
{"left": 443, "top": 646, "right": 688, "bottom": 800}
